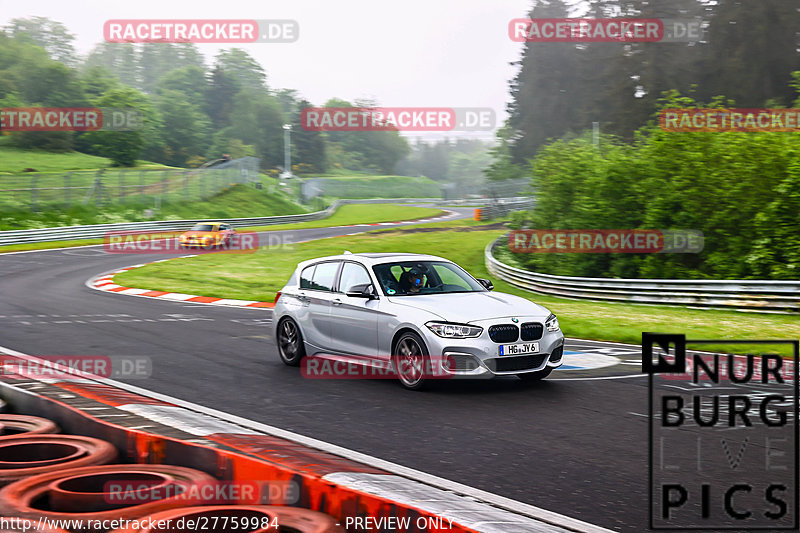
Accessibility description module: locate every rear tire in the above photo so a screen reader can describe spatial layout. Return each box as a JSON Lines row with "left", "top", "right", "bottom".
{"left": 392, "top": 331, "right": 430, "bottom": 391}
{"left": 517, "top": 366, "right": 553, "bottom": 382}
{"left": 277, "top": 318, "right": 305, "bottom": 366}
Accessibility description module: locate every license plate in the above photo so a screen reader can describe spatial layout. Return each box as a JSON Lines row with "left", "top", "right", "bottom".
{"left": 499, "top": 342, "right": 539, "bottom": 356}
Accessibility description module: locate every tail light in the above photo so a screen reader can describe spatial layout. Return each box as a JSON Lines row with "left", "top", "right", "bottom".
{"left": 274, "top": 291, "right": 282, "bottom": 304}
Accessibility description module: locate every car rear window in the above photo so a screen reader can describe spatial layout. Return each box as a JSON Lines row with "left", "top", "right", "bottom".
{"left": 300, "top": 262, "right": 340, "bottom": 291}
{"left": 311, "top": 262, "right": 339, "bottom": 291}
{"left": 300, "top": 265, "right": 315, "bottom": 289}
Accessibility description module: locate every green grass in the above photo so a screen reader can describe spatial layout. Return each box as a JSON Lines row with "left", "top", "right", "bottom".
{"left": 0, "top": 146, "right": 168, "bottom": 174}
{"left": 0, "top": 184, "right": 305, "bottom": 232}
{"left": 244, "top": 204, "right": 442, "bottom": 232}
{"left": 114, "top": 225, "right": 800, "bottom": 354}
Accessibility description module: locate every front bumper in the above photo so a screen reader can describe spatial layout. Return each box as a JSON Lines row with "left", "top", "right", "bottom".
{"left": 420, "top": 321, "right": 564, "bottom": 378}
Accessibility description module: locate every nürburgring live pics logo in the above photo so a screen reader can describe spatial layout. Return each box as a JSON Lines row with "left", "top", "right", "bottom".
{"left": 643, "top": 333, "right": 799, "bottom": 529}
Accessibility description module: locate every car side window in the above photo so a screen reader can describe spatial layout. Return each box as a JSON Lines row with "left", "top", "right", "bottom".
{"left": 309, "top": 262, "right": 340, "bottom": 292}
{"left": 300, "top": 265, "right": 315, "bottom": 289}
{"left": 339, "top": 263, "right": 372, "bottom": 293}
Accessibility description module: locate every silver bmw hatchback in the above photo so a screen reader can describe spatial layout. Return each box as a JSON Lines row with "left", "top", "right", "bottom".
{"left": 273, "top": 252, "right": 564, "bottom": 390}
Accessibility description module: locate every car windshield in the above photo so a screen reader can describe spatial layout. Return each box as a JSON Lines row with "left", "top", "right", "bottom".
{"left": 372, "top": 261, "right": 484, "bottom": 296}
{"left": 190, "top": 224, "right": 216, "bottom": 232}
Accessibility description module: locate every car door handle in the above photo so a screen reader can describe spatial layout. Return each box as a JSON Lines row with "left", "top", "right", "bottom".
{"left": 332, "top": 298, "right": 342, "bottom": 306}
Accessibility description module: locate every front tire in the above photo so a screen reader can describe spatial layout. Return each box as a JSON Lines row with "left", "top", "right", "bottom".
{"left": 277, "top": 318, "right": 305, "bottom": 366}
{"left": 392, "top": 331, "right": 430, "bottom": 391}
{"left": 517, "top": 366, "right": 553, "bottom": 382}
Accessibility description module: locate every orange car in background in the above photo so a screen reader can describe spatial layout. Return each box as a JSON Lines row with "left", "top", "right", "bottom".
{"left": 178, "top": 222, "right": 236, "bottom": 249}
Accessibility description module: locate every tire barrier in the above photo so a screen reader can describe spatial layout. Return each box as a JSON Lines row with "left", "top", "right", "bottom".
{"left": 0, "top": 435, "right": 117, "bottom": 486}
{"left": 0, "top": 516, "right": 70, "bottom": 532}
{"left": 0, "top": 415, "right": 59, "bottom": 439}
{"left": 109, "top": 505, "right": 345, "bottom": 533}
{"left": 0, "top": 464, "right": 218, "bottom": 526}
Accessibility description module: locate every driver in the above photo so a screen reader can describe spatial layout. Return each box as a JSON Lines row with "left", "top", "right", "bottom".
{"left": 403, "top": 267, "right": 425, "bottom": 294}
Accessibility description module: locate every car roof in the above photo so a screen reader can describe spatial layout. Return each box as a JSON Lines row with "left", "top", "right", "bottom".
{"left": 296, "top": 252, "right": 450, "bottom": 269}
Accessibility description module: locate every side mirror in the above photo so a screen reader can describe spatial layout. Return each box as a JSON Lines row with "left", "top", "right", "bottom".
{"left": 346, "top": 284, "right": 377, "bottom": 299}
{"left": 477, "top": 278, "right": 494, "bottom": 291}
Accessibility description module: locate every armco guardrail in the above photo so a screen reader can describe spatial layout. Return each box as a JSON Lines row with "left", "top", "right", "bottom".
{"left": 0, "top": 198, "right": 451, "bottom": 247}
{"left": 476, "top": 198, "right": 534, "bottom": 220}
{"left": 486, "top": 236, "right": 800, "bottom": 312}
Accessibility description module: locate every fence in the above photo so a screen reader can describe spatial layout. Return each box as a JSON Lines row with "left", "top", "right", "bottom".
{"left": 485, "top": 236, "right": 800, "bottom": 313}
{"left": 0, "top": 157, "right": 262, "bottom": 213}
{"left": 301, "top": 177, "right": 443, "bottom": 200}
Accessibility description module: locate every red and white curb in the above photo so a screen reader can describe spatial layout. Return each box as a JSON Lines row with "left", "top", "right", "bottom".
{"left": 85, "top": 210, "right": 459, "bottom": 310}
{"left": 86, "top": 259, "right": 276, "bottom": 309}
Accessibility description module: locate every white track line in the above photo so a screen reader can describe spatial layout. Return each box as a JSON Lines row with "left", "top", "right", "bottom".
{"left": 0, "top": 344, "right": 613, "bottom": 533}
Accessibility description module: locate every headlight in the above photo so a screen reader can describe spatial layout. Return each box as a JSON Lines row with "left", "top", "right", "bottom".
{"left": 545, "top": 313, "right": 560, "bottom": 332}
{"left": 426, "top": 322, "right": 483, "bottom": 338}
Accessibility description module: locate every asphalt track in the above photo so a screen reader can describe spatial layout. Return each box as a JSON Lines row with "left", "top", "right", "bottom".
{"left": 1, "top": 208, "right": 657, "bottom": 531}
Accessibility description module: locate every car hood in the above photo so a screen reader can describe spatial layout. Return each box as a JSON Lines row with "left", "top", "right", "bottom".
{"left": 386, "top": 291, "right": 550, "bottom": 323}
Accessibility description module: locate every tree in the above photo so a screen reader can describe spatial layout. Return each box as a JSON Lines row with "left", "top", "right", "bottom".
{"left": 699, "top": 0, "right": 800, "bottom": 107}
{"left": 214, "top": 49, "right": 267, "bottom": 91}
{"left": 80, "top": 87, "right": 150, "bottom": 166}
{"left": 290, "top": 98, "right": 327, "bottom": 172}
{"left": 484, "top": 123, "right": 525, "bottom": 181}
{"left": 5, "top": 16, "right": 77, "bottom": 67}
{"left": 228, "top": 89, "right": 285, "bottom": 167}
{"left": 83, "top": 43, "right": 139, "bottom": 89}
{"left": 204, "top": 66, "right": 241, "bottom": 129}
{"left": 137, "top": 43, "right": 204, "bottom": 93}
{"left": 156, "top": 89, "right": 211, "bottom": 166}
{"left": 320, "top": 98, "right": 409, "bottom": 173}
{"left": 157, "top": 66, "right": 208, "bottom": 109}
{"left": 207, "top": 129, "right": 256, "bottom": 160}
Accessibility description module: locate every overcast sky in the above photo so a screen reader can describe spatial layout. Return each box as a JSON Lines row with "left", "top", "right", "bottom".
{"left": 0, "top": 0, "right": 533, "bottom": 141}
